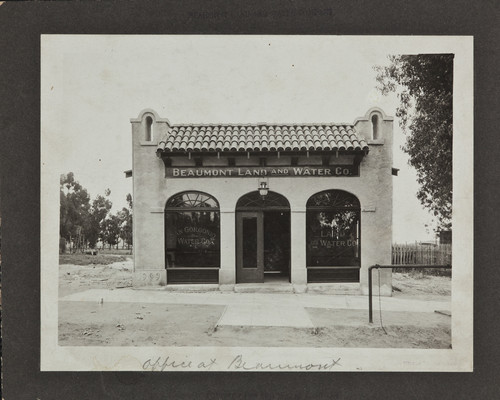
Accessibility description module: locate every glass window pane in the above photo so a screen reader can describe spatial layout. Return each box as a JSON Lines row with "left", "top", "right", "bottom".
{"left": 165, "top": 210, "right": 220, "bottom": 267}
{"left": 306, "top": 210, "right": 360, "bottom": 266}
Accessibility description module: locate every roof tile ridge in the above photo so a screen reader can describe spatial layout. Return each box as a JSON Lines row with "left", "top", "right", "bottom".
{"left": 170, "top": 122, "right": 356, "bottom": 128}
{"left": 171, "top": 122, "right": 251, "bottom": 127}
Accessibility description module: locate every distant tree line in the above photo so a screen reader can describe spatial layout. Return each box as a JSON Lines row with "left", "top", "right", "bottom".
{"left": 59, "top": 172, "right": 132, "bottom": 253}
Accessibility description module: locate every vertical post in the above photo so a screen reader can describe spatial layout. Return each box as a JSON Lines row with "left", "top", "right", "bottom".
{"left": 219, "top": 210, "right": 236, "bottom": 285}
{"left": 290, "top": 209, "right": 307, "bottom": 287}
{"left": 368, "top": 265, "right": 375, "bottom": 323}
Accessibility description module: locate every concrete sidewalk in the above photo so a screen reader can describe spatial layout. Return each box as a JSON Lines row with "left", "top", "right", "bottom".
{"left": 60, "top": 289, "right": 451, "bottom": 328}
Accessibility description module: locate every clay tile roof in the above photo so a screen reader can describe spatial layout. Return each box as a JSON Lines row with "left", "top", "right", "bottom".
{"left": 158, "top": 122, "right": 369, "bottom": 154}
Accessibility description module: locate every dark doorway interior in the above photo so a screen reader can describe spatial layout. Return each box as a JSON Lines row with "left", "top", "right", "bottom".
{"left": 235, "top": 191, "right": 291, "bottom": 284}
{"left": 263, "top": 211, "right": 290, "bottom": 282}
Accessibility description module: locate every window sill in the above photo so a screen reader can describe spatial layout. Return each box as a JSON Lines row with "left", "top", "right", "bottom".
{"left": 166, "top": 267, "right": 220, "bottom": 270}
{"left": 307, "top": 266, "right": 361, "bottom": 269}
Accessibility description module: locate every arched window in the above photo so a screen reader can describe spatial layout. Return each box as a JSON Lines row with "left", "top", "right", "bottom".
{"left": 371, "top": 114, "right": 379, "bottom": 140}
{"left": 306, "top": 190, "right": 361, "bottom": 270}
{"left": 165, "top": 191, "right": 220, "bottom": 269}
{"left": 145, "top": 116, "right": 153, "bottom": 141}
{"left": 166, "top": 192, "right": 219, "bottom": 208}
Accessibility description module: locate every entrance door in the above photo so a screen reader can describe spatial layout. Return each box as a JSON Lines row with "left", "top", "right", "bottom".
{"left": 236, "top": 211, "right": 264, "bottom": 283}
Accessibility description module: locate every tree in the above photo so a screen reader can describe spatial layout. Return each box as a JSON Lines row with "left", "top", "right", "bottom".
{"left": 375, "top": 54, "right": 453, "bottom": 229}
{"left": 86, "top": 189, "right": 113, "bottom": 249}
{"left": 126, "top": 193, "right": 133, "bottom": 211}
{"left": 102, "top": 214, "right": 121, "bottom": 249}
{"left": 117, "top": 193, "right": 133, "bottom": 249}
{"left": 60, "top": 173, "right": 91, "bottom": 251}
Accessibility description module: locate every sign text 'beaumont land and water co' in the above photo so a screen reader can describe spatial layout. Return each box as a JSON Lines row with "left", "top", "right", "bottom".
{"left": 166, "top": 166, "right": 359, "bottom": 178}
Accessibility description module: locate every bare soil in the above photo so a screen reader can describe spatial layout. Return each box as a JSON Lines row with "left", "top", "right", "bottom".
{"left": 59, "top": 253, "right": 129, "bottom": 266}
{"left": 58, "top": 255, "right": 451, "bottom": 348}
{"left": 59, "top": 302, "right": 224, "bottom": 346}
{"left": 59, "top": 301, "right": 450, "bottom": 348}
{"left": 59, "top": 256, "right": 132, "bottom": 297}
{"left": 392, "top": 272, "right": 451, "bottom": 301}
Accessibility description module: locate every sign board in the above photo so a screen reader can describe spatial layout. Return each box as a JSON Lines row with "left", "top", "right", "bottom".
{"left": 166, "top": 165, "right": 359, "bottom": 178}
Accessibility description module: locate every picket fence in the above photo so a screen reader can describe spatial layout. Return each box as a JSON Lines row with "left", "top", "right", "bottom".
{"left": 392, "top": 243, "right": 452, "bottom": 265}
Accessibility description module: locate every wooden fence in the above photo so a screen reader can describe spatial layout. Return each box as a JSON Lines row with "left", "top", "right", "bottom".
{"left": 392, "top": 243, "right": 452, "bottom": 265}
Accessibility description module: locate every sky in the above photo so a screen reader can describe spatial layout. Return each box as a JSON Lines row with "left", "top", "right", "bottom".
{"left": 41, "top": 35, "right": 441, "bottom": 243}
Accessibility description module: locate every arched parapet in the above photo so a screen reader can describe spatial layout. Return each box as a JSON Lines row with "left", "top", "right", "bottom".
{"left": 353, "top": 107, "right": 394, "bottom": 143}
{"left": 130, "top": 108, "right": 171, "bottom": 144}
{"left": 353, "top": 107, "right": 393, "bottom": 124}
{"left": 130, "top": 108, "right": 171, "bottom": 125}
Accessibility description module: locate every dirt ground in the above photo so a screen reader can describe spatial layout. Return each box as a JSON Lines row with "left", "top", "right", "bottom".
{"left": 58, "top": 254, "right": 451, "bottom": 348}
{"left": 59, "top": 301, "right": 450, "bottom": 348}
{"left": 59, "top": 255, "right": 132, "bottom": 297}
{"left": 392, "top": 272, "right": 451, "bottom": 301}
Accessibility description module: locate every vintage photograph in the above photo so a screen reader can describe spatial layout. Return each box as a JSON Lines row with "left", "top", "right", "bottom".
{"left": 41, "top": 35, "right": 473, "bottom": 371}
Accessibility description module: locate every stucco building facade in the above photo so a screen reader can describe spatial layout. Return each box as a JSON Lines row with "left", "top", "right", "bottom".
{"left": 129, "top": 107, "right": 394, "bottom": 295}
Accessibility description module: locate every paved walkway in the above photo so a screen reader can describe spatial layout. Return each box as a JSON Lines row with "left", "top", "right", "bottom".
{"left": 60, "top": 289, "right": 450, "bottom": 328}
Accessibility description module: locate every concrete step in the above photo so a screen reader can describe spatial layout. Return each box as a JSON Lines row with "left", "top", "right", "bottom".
{"left": 234, "top": 283, "right": 295, "bottom": 294}
{"left": 307, "top": 283, "right": 361, "bottom": 295}
{"left": 163, "top": 284, "right": 220, "bottom": 293}
{"left": 161, "top": 283, "right": 361, "bottom": 295}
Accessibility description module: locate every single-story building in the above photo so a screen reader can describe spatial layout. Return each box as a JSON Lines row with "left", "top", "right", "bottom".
{"left": 128, "top": 107, "right": 394, "bottom": 295}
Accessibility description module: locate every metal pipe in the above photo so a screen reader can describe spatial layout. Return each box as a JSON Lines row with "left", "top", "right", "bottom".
{"left": 368, "top": 265, "right": 377, "bottom": 323}
{"left": 368, "top": 264, "right": 451, "bottom": 323}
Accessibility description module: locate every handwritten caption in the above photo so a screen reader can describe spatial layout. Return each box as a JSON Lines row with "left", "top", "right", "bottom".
{"left": 142, "top": 354, "right": 341, "bottom": 371}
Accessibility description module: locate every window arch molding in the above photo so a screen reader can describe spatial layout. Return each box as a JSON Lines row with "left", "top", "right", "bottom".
{"left": 306, "top": 189, "right": 360, "bottom": 210}
{"left": 165, "top": 190, "right": 220, "bottom": 211}
{"left": 236, "top": 190, "right": 290, "bottom": 211}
